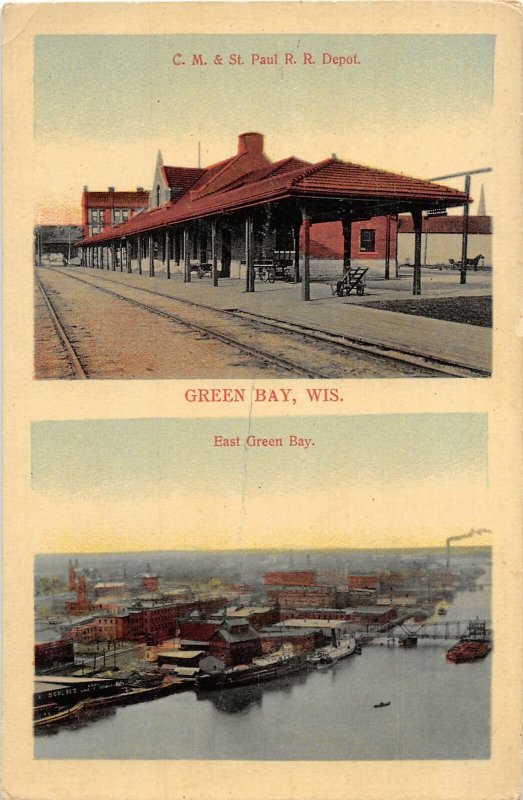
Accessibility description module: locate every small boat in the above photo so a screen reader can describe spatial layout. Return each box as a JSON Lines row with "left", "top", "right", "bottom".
{"left": 374, "top": 701, "right": 391, "bottom": 708}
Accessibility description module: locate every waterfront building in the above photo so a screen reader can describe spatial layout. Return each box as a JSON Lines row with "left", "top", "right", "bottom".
{"left": 208, "top": 620, "right": 262, "bottom": 666}
{"left": 178, "top": 621, "right": 221, "bottom": 651}
{"left": 34, "top": 636, "right": 74, "bottom": 672}
{"left": 157, "top": 650, "right": 204, "bottom": 668}
{"left": 208, "top": 605, "right": 279, "bottom": 629}
{"left": 258, "top": 627, "right": 319, "bottom": 655}
{"left": 278, "top": 618, "right": 352, "bottom": 638}
{"left": 343, "top": 607, "right": 397, "bottom": 626}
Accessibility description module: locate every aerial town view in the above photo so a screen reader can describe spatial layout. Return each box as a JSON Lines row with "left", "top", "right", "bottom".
{"left": 33, "top": 34, "right": 494, "bottom": 379}
{"left": 34, "top": 541, "right": 492, "bottom": 761}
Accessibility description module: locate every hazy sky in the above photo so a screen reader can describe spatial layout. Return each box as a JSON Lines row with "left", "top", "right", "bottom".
{"left": 31, "top": 414, "right": 490, "bottom": 551}
{"left": 33, "top": 34, "right": 495, "bottom": 223}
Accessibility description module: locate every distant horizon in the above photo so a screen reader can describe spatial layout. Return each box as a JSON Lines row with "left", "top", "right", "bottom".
{"left": 36, "top": 544, "right": 492, "bottom": 559}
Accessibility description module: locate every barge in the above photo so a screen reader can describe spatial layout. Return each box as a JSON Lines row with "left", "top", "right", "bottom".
{"left": 446, "top": 640, "right": 491, "bottom": 663}
{"left": 34, "top": 676, "right": 186, "bottom": 729}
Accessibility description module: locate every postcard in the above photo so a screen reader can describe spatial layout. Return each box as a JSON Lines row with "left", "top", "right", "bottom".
{"left": 2, "top": 3, "right": 522, "bottom": 800}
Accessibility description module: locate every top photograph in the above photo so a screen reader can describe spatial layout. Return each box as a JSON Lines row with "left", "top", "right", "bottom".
{"left": 34, "top": 34, "right": 494, "bottom": 380}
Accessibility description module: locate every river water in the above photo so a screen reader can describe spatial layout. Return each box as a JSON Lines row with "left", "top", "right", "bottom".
{"left": 35, "top": 582, "right": 490, "bottom": 761}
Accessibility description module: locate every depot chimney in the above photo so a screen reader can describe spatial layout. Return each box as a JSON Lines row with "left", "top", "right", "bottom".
{"left": 237, "top": 132, "right": 264, "bottom": 156}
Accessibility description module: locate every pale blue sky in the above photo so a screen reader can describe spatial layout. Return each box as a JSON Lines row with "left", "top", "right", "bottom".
{"left": 32, "top": 414, "right": 488, "bottom": 498}
{"left": 33, "top": 34, "right": 496, "bottom": 223}
{"left": 35, "top": 35, "right": 495, "bottom": 141}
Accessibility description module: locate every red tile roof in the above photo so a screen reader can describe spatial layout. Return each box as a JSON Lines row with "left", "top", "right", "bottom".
{"left": 162, "top": 166, "right": 205, "bottom": 192}
{"left": 398, "top": 215, "right": 492, "bottom": 234}
{"left": 79, "top": 144, "right": 470, "bottom": 246}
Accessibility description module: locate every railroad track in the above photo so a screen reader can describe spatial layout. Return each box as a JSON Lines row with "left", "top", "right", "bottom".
{"left": 35, "top": 271, "right": 88, "bottom": 379}
{"left": 36, "top": 268, "right": 332, "bottom": 379}
{"left": 47, "top": 267, "right": 487, "bottom": 378}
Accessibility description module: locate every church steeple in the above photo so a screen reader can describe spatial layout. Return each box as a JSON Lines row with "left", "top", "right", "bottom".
{"left": 477, "top": 184, "right": 486, "bottom": 215}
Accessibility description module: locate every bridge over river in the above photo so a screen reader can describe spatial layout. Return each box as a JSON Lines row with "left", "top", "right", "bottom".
{"left": 362, "top": 618, "right": 492, "bottom": 646}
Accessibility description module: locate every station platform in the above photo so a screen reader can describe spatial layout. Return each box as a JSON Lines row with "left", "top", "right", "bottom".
{"left": 89, "top": 266, "right": 491, "bottom": 374}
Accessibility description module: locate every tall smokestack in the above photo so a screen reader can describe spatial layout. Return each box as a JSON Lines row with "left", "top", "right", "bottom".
{"left": 445, "top": 529, "right": 490, "bottom": 569}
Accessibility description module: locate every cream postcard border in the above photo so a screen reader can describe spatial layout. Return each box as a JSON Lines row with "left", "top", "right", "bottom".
{"left": 3, "top": 3, "right": 523, "bottom": 799}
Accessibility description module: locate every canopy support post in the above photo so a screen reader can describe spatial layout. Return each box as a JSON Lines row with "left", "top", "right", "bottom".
{"left": 342, "top": 215, "right": 352, "bottom": 272}
{"left": 412, "top": 208, "right": 422, "bottom": 295}
{"left": 211, "top": 219, "right": 218, "bottom": 287}
{"left": 184, "top": 228, "right": 191, "bottom": 282}
{"left": 165, "top": 229, "right": 171, "bottom": 280}
{"left": 149, "top": 233, "right": 154, "bottom": 277}
{"left": 245, "top": 215, "right": 254, "bottom": 292}
{"left": 301, "top": 209, "right": 311, "bottom": 301}
{"left": 293, "top": 219, "right": 301, "bottom": 283}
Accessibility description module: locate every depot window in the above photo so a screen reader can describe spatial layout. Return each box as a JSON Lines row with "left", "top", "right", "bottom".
{"left": 360, "top": 229, "right": 376, "bottom": 252}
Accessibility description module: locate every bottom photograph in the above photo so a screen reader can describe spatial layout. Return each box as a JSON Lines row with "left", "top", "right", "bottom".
{"left": 34, "top": 546, "right": 492, "bottom": 761}
{"left": 31, "top": 414, "right": 491, "bottom": 760}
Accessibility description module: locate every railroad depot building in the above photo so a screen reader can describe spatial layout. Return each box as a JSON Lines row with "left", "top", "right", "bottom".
{"left": 76, "top": 131, "right": 469, "bottom": 297}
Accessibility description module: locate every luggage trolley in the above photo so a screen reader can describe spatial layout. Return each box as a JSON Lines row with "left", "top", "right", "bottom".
{"left": 331, "top": 267, "right": 368, "bottom": 297}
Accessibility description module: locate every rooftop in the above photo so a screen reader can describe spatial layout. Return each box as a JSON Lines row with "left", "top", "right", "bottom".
{"left": 78, "top": 133, "right": 469, "bottom": 247}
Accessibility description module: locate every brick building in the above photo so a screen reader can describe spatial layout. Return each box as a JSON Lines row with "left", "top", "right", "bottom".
{"left": 258, "top": 627, "right": 318, "bottom": 655}
{"left": 344, "top": 607, "right": 397, "bottom": 626}
{"left": 66, "top": 575, "right": 94, "bottom": 616}
{"left": 300, "top": 217, "right": 397, "bottom": 268}
{"left": 209, "top": 606, "right": 280, "bottom": 629}
{"left": 34, "top": 637, "right": 74, "bottom": 671}
{"left": 141, "top": 574, "right": 160, "bottom": 593}
{"left": 81, "top": 186, "right": 149, "bottom": 239}
{"left": 264, "top": 571, "right": 317, "bottom": 587}
{"left": 68, "top": 597, "right": 227, "bottom": 645}
{"left": 347, "top": 575, "right": 380, "bottom": 590}
{"left": 267, "top": 586, "right": 351, "bottom": 610}
{"left": 208, "top": 620, "right": 261, "bottom": 666}
{"left": 178, "top": 621, "right": 221, "bottom": 651}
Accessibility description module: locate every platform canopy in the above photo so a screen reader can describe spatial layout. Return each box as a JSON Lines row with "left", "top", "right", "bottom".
{"left": 78, "top": 151, "right": 468, "bottom": 246}
{"left": 76, "top": 132, "right": 470, "bottom": 297}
